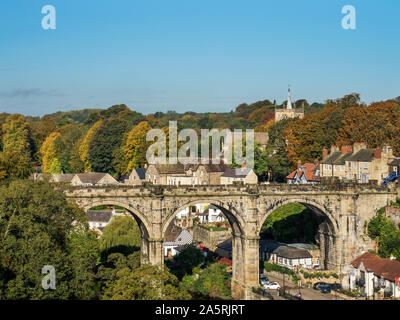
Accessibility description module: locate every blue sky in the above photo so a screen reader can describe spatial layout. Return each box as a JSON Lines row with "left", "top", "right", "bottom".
{"left": 0, "top": 0, "right": 399, "bottom": 116}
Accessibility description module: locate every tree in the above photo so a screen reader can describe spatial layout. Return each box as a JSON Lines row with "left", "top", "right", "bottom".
{"left": 102, "top": 264, "right": 191, "bottom": 300}
{"left": 336, "top": 101, "right": 400, "bottom": 156}
{"left": 165, "top": 245, "right": 206, "bottom": 280}
{"left": 79, "top": 120, "right": 103, "bottom": 172}
{"left": 182, "top": 263, "right": 231, "bottom": 299}
{"left": 123, "top": 121, "right": 152, "bottom": 174}
{"left": 40, "top": 132, "right": 62, "bottom": 173}
{"left": 0, "top": 180, "right": 99, "bottom": 299}
{"left": 1, "top": 114, "right": 32, "bottom": 179}
{"left": 88, "top": 118, "right": 129, "bottom": 173}
{"left": 284, "top": 102, "right": 346, "bottom": 167}
{"left": 99, "top": 215, "right": 141, "bottom": 260}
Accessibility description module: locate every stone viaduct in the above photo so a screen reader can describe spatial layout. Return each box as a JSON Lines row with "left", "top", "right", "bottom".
{"left": 64, "top": 183, "right": 398, "bottom": 300}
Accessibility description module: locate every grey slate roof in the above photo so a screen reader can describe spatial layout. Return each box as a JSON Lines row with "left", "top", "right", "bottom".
{"left": 332, "top": 152, "right": 353, "bottom": 165}
{"left": 320, "top": 151, "right": 342, "bottom": 164}
{"left": 76, "top": 172, "right": 110, "bottom": 184}
{"left": 134, "top": 168, "right": 147, "bottom": 179}
{"left": 346, "top": 149, "right": 375, "bottom": 162}
{"left": 53, "top": 173, "right": 75, "bottom": 183}
{"left": 86, "top": 211, "right": 112, "bottom": 222}
{"left": 388, "top": 158, "right": 400, "bottom": 166}
{"left": 217, "top": 238, "right": 232, "bottom": 251}
{"left": 221, "top": 168, "right": 252, "bottom": 178}
{"left": 272, "top": 245, "right": 313, "bottom": 259}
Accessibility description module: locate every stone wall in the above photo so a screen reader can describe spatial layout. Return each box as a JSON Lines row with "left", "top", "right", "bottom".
{"left": 193, "top": 224, "right": 231, "bottom": 251}
{"left": 385, "top": 206, "right": 400, "bottom": 227}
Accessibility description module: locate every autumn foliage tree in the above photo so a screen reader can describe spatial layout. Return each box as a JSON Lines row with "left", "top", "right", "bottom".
{"left": 336, "top": 100, "right": 400, "bottom": 156}
{"left": 123, "top": 121, "right": 152, "bottom": 174}
{"left": 1, "top": 114, "right": 32, "bottom": 179}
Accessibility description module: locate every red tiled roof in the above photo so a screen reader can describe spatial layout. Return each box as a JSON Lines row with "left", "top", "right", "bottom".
{"left": 351, "top": 252, "right": 400, "bottom": 282}
{"left": 286, "top": 163, "right": 320, "bottom": 182}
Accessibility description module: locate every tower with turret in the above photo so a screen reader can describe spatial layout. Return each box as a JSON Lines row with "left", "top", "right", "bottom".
{"left": 275, "top": 87, "right": 304, "bottom": 122}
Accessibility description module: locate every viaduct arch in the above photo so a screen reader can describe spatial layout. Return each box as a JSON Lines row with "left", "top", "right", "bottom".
{"left": 65, "top": 184, "right": 398, "bottom": 299}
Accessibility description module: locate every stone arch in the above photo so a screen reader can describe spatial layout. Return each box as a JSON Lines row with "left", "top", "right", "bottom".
{"left": 79, "top": 199, "right": 151, "bottom": 238}
{"left": 162, "top": 198, "right": 246, "bottom": 237}
{"left": 257, "top": 197, "right": 340, "bottom": 271}
{"left": 257, "top": 197, "right": 339, "bottom": 235}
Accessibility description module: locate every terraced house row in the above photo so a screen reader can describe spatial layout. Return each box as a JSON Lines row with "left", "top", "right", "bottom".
{"left": 320, "top": 143, "right": 400, "bottom": 185}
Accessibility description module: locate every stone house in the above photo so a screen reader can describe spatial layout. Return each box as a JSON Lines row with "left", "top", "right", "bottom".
{"left": 71, "top": 172, "right": 119, "bottom": 186}
{"left": 50, "top": 173, "right": 76, "bottom": 183}
{"left": 124, "top": 168, "right": 147, "bottom": 185}
{"left": 286, "top": 161, "right": 320, "bottom": 184}
{"left": 347, "top": 252, "right": 400, "bottom": 298}
{"left": 220, "top": 167, "right": 258, "bottom": 185}
{"left": 185, "top": 162, "right": 227, "bottom": 185}
{"left": 146, "top": 163, "right": 189, "bottom": 185}
{"left": 320, "top": 143, "right": 396, "bottom": 184}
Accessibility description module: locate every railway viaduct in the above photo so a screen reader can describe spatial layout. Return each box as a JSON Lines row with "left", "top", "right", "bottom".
{"left": 64, "top": 183, "right": 398, "bottom": 299}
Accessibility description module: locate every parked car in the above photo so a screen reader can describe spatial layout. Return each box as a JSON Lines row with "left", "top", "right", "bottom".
{"left": 320, "top": 285, "right": 331, "bottom": 294}
{"left": 294, "top": 292, "right": 302, "bottom": 300}
{"left": 313, "top": 282, "right": 328, "bottom": 290}
{"left": 330, "top": 283, "right": 341, "bottom": 291}
{"left": 264, "top": 282, "right": 281, "bottom": 290}
{"left": 259, "top": 274, "right": 269, "bottom": 286}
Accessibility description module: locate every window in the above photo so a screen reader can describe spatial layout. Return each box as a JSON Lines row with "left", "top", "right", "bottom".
{"left": 340, "top": 165, "right": 343, "bottom": 171}
{"left": 364, "top": 162, "right": 368, "bottom": 169}
{"left": 353, "top": 162, "right": 357, "bottom": 169}
{"left": 323, "top": 164, "right": 327, "bottom": 170}
{"left": 328, "top": 165, "right": 331, "bottom": 171}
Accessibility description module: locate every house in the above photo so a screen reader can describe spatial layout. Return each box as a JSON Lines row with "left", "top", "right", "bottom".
{"left": 270, "top": 245, "right": 314, "bottom": 269}
{"left": 50, "top": 173, "right": 76, "bottom": 183}
{"left": 146, "top": 163, "right": 188, "bottom": 185}
{"left": 71, "top": 172, "right": 119, "bottom": 186}
{"left": 220, "top": 167, "right": 258, "bottom": 185}
{"left": 320, "top": 143, "right": 396, "bottom": 184}
{"left": 347, "top": 252, "right": 400, "bottom": 298}
{"left": 185, "top": 162, "right": 227, "bottom": 185}
{"left": 286, "top": 161, "right": 320, "bottom": 184}
{"left": 125, "top": 168, "right": 147, "bottom": 185}
{"left": 86, "top": 210, "right": 112, "bottom": 233}
{"left": 163, "top": 224, "right": 193, "bottom": 257}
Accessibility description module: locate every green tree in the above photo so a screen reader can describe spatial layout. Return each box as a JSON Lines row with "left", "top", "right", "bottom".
{"left": 88, "top": 118, "right": 129, "bottom": 173}
{"left": 99, "top": 215, "right": 141, "bottom": 260}
{"left": 102, "top": 264, "right": 191, "bottom": 300}
{"left": 0, "top": 180, "right": 99, "bottom": 299}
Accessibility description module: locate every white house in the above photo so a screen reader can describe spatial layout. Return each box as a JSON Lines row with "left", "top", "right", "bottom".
{"left": 348, "top": 252, "right": 400, "bottom": 298}
{"left": 163, "top": 224, "right": 193, "bottom": 257}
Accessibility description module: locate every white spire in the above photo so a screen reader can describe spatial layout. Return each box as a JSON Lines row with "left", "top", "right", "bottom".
{"left": 287, "top": 86, "right": 293, "bottom": 110}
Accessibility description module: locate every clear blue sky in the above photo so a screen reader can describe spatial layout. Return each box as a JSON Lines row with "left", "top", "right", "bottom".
{"left": 0, "top": 0, "right": 399, "bottom": 116}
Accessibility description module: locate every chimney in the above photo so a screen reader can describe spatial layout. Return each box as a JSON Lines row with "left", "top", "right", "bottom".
{"left": 241, "top": 162, "right": 246, "bottom": 169}
{"left": 353, "top": 142, "right": 367, "bottom": 153}
{"left": 341, "top": 145, "right": 353, "bottom": 154}
{"left": 373, "top": 149, "right": 382, "bottom": 159}
{"left": 331, "top": 145, "right": 339, "bottom": 153}
{"left": 322, "top": 147, "right": 328, "bottom": 160}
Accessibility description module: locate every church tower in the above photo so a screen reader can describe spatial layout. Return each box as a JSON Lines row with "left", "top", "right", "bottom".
{"left": 275, "top": 87, "right": 304, "bottom": 122}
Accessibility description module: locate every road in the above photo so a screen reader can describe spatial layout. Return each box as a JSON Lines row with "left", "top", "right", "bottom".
{"left": 265, "top": 273, "right": 340, "bottom": 300}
